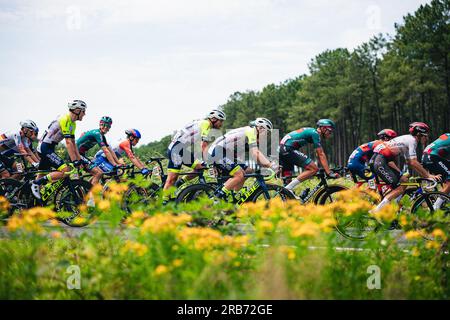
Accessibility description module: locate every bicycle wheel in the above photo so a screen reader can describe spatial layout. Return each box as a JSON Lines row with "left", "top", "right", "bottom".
{"left": 249, "top": 184, "right": 296, "bottom": 202}
{"left": 322, "top": 188, "right": 381, "bottom": 241}
{"left": 122, "top": 183, "right": 158, "bottom": 214}
{"left": 317, "top": 185, "right": 349, "bottom": 205}
{"left": 54, "top": 179, "right": 93, "bottom": 227}
{"left": 175, "top": 184, "right": 216, "bottom": 204}
{"left": 410, "top": 191, "right": 450, "bottom": 239}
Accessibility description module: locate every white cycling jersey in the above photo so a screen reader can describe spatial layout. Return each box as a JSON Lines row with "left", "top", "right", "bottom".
{"left": 0, "top": 131, "right": 32, "bottom": 156}
{"left": 169, "top": 119, "right": 211, "bottom": 148}
{"left": 373, "top": 134, "right": 418, "bottom": 160}
{"left": 209, "top": 126, "right": 258, "bottom": 156}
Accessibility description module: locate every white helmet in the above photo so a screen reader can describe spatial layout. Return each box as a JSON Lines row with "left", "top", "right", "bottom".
{"left": 252, "top": 117, "right": 273, "bottom": 130}
{"left": 20, "top": 120, "right": 39, "bottom": 132}
{"left": 68, "top": 100, "right": 87, "bottom": 111}
{"left": 207, "top": 109, "right": 226, "bottom": 121}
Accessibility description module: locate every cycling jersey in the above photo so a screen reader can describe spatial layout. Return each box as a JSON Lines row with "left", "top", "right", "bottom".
{"left": 424, "top": 133, "right": 450, "bottom": 160}
{"left": 209, "top": 126, "right": 258, "bottom": 155}
{"left": 0, "top": 131, "right": 32, "bottom": 156}
{"left": 95, "top": 140, "right": 133, "bottom": 160}
{"left": 348, "top": 140, "right": 382, "bottom": 163}
{"left": 40, "top": 114, "right": 76, "bottom": 146}
{"left": 280, "top": 128, "right": 322, "bottom": 150}
{"left": 93, "top": 140, "right": 134, "bottom": 173}
{"left": 76, "top": 129, "right": 109, "bottom": 155}
{"left": 169, "top": 119, "right": 212, "bottom": 147}
{"left": 373, "top": 135, "right": 417, "bottom": 161}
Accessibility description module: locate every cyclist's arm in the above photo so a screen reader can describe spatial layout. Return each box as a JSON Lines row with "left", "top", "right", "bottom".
{"left": 23, "top": 146, "right": 39, "bottom": 164}
{"left": 315, "top": 147, "right": 331, "bottom": 174}
{"left": 387, "top": 161, "right": 401, "bottom": 172}
{"left": 201, "top": 141, "right": 209, "bottom": 161}
{"left": 128, "top": 153, "right": 145, "bottom": 170}
{"left": 109, "top": 146, "right": 123, "bottom": 165}
{"left": 121, "top": 142, "right": 145, "bottom": 169}
{"left": 102, "top": 146, "right": 118, "bottom": 166}
{"left": 65, "top": 138, "right": 81, "bottom": 162}
{"left": 250, "top": 147, "right": 271, "bottom": 168}
{"left": 407, "top": 158, "right": 435, "bottom": 179}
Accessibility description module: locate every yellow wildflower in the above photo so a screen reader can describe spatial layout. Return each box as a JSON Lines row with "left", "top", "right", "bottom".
{"left": 121, "top": 240, "right": 148, "bottom": 257}
{"left": 431, "top": 229, "right": 446, "bottom": 241}
{"left": 154, "top": 265, "right": 169, "bottom": 276}
{"left": 425, "top": 241, "right": 441, "bottom": 250}
{"left": 98, "top": 200, "right": 111, "bottom": 211}
{"left": 404, "top": 230, "right": 422, "bottom": 240}
{"left": 172, "top": 259, "right": 184, "bottom": 268}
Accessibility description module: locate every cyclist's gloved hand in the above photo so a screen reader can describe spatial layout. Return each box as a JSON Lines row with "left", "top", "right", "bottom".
{"left": 32, "top": 162, "right": 40, "bottom": 169}
{"left": 141, "top": 168, "right": 150, "bottom": 175}
{"left": 72, "top": 160, "right": 82, "bottom": 168}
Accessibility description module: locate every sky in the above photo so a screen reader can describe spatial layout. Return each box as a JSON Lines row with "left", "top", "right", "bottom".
{"left": 0, "top": 0, "right": 431, "bottom": 145}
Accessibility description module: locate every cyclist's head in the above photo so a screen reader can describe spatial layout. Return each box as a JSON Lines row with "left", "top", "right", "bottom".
{"left": 207, "top": 109, "right": 226, "bottom": 129}
{"left": 68, "top": 100, "right": 87, "bottom": 120}
{"left": 250, "top": 117, "right": 273, "bottom": 134}
{"left": 99, "top": 116, "right": 113, "bottom": 134}
{"left": 317, "top": 119, "right": 335, "bottom": 138}
{"left": 377, "top": 129, "right": 398, "bottom": 141}
{"left": 20, "top": 120, "right": 39, "bottom": 139}
{"left": 409, "top": 122, "right": 430, "bottom": 137}
{"left": 125, "top": 129, "right": 141, "bottom": 145}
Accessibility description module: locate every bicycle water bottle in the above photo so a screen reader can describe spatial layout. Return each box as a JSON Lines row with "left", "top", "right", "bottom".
{"left": 368, "top": 178, "right": 376, "bottom": 190}
{"left": 16, "top": 162, "right": 24, "bottom": 173}
{"left": 152, "top": 166, "right": 160, "bottom": 176}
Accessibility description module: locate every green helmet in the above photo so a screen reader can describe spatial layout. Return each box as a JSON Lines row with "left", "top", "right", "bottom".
{"left": 100, "top": 116, "right": 113, "bottom": 125}
{"left": 316, "top": 119, "right": 336, "bottom": 129}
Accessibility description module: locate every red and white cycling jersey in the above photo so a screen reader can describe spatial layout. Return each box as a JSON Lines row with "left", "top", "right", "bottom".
{"left": 373, "top": 134, "right": 417, "bottom": 161}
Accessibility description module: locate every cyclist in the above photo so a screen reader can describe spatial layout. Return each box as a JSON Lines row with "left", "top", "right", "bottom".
{"left": 92, "top": 129, "right": 148, "bottom": 174}
{"left": 0, "top": 120, "right": 40, "bottom": 178}
{"left": 279, "top": 119, "right": 339, "bottom": 192}
{"left": 347, "top": 129, "right": 398, "bottom": 180}
{"left": 162, "top": 109, "right": 226, "bottom": 203}
{"left": 76, "top": 116, "right": 121, "bottom": 185}
{"left": 369, "top": 122, "right": 441, "bottom": 212}
{"left": 208, "top": 117, "right": 278, "bottom": 200}
{"left": 31, "top": 100, "right": 87, "bottom": 199}
{"left": 422, "top": 132, "right": 449, "bottom": 209}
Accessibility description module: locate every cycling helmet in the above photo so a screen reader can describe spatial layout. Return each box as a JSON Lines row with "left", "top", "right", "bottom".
{"left": 125, "top": 129, "right": 141, "bottom": 139}
{"left": 207, "top": 109, "right": 226, "bottom": 121}
{"left": 100, "top": 116, "right": 113, "bottom": 126}
{"left": 68, "top": 100, "right": 87, "bottom": 111}
{"left": 317, "top": 119, "right": 336, "bottom": 130}
{"left": 409, "top": 122, "right": 430, "bottom": 136}
{"left": 250, "top": 118, "right": 273, "bottom": 130}
{"left": 20, "top": 120, "right": 39, "bottom": 132}
{"left": 377, "top": 129, "right": 398, "bottom": 141}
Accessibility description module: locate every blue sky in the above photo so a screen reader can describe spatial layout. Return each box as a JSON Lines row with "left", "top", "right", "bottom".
{"left": 0, "top": 0, "right": 430, "bottom": 144}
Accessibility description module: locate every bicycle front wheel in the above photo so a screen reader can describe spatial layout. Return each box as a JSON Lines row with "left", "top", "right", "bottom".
{"left": 410, "top": 191, "right": 450, "bottom": 239}
{"left": 175, "top": 184, "right": 216, "bottom": 204}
